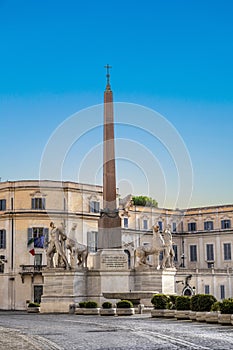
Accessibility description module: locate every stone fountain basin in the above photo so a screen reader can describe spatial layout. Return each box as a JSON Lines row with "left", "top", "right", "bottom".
{"left": 103, "top": 291, "right": 157, "bottom": 305}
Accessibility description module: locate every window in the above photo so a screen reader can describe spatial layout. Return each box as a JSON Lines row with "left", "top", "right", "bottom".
{"left": 0, "top": 262, "right": 4, "bottom": 273}
{"left": 224, "top": 243, "right": 231, "bottom": 260}
{"left": 221, "top": 220, "right": 231, "bottom": 229}
{"left": 158, "top": 221, "right": 163, "bottom": 231}
{"left": 87, "top": 231, "right": 97, "bottom": 252}
{"left": 205, "top": 285, "right": 210, "bottom": 294}
{"left": 124, "top": 218, "right": 128, "bottom": 228}
{"left": 32, "top": 198, "right": 45, "bottom": 210}
{"left": 172, "top": 222, "right": 177, "bottom": 232}
{"left": 173, "top": 244, "right": 178, "bottom": 262}
{"left": 28, "top": 227, "right": 49, "bottom": 248}
{"left": 204, "top": 221, "right": 214, "bottom": 230}
{"left": 159, "top": 250, "right": 164, "bottom": 261}
{"left": 90, "top": 201, "right": 100, "bottom": 213}
{"left": 207, "top": 262, "right": 214, "bottom": 268}
{"left": 220, "top": 285, "right": 225, "bottom": 299}
{"left": 188, "top": 222, "right": 196, "bottom": 231}
{"left": 124, "top": 249, "right": 131, "bottom": 268}
{"left": 0, "top": 199, "right": 6, "bottom": 211}
{"left": 0, "top": 255, "right": 5, "bottom": 273}
{"left": 143, "top": 219, "right": 148, "bottom": 230}
{"left": 34, "top": 254, "right": 42, "bottom": 266}
{"left": 0, "top": 230, "right": 6, "bottom": 249}
{"left": 190, "top": 245, "right": 197, "bottom": 262}
{"left": 206, "top": 244, "right": 214, "bottom": 261}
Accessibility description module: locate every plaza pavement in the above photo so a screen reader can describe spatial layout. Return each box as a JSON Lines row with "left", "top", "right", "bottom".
{"left": 0, "top": 311, "right": 233, "bottom": 349}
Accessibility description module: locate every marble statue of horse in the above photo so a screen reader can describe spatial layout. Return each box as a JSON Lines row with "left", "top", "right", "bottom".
{"left": 66, "top": 225, "right": 88, "bottom": 268}
{"left": 134, "top": 223, "right": 165, "bottom": 269}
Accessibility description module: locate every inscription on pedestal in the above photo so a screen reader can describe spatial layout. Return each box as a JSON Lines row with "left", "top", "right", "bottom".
{"left": 101, "top": 254, "right": 128, "bottom": 270}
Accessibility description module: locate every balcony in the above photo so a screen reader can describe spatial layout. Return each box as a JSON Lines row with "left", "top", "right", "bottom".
{"left": 19, "top": 265, "right": 46, "bottom": 283}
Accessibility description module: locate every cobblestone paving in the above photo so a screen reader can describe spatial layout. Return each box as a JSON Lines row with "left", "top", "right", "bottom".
{"left": 1, "top": 312, "right": 233, "bottom": 349}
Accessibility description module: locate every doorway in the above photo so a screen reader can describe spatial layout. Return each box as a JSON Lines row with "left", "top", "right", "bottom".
{"left": 34, "top": 285, "right": 43, "bottom": 304}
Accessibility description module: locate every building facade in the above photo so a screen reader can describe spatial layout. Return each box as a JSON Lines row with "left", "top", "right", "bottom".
{"left": 0, "top": 180, "right": 233, "bottom": 309}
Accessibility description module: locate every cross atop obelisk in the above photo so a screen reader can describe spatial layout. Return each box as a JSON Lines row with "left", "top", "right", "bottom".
{"left": 97, "top": 65, "right": 122, "bottom": 249}
{"left": 104, "top": 64, "right": 112, "bottom": 88}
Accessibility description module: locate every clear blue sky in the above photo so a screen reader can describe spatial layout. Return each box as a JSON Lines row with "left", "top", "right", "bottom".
{"left": 0, "top": 0, "right": 233, "bottom": 208}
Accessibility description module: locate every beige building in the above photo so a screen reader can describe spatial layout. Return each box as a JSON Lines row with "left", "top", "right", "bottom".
{"left": 0, "top": 180, "right": 233, "bottom": 310}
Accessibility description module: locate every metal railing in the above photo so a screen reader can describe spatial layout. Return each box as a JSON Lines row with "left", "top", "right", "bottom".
{"left": 19, "top": 265, "right": 46, "bottom": 273}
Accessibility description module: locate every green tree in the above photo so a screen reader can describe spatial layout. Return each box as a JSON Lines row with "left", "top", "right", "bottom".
{"left": 132, "top": 196, "right": 158, "bottom": 207}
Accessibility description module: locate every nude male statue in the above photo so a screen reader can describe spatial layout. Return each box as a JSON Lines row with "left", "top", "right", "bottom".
{"left": 46, "top": 222, "right": 70, "bottom": 270}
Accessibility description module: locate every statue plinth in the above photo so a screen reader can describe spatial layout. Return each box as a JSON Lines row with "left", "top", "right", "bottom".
{"left": 40, "top": 269, "right": 87, "bottom": 313}
{"left": 130, "top": 267, "right": 177, "bottom": 297}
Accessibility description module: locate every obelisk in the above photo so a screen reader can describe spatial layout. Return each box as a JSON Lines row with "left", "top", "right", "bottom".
{"left": 97, "top": 64, "right": 122, "bottom": 250}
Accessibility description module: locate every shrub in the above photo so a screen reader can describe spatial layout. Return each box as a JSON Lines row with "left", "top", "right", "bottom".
{"left": 79, "top": 301, "right": 87, "bottom": 308}
{"left": 116, "top": 300, "right": 133, "bottom": 308}
{"left": 28, "top": 302, "right": 40, "bottom": 308}
{"left": 85, "top": 301, "right": 99, "bottom": 308}
{"left": 211, "top": 301, "right": 221, "bottom": 312}
{"left": 151, "top": 294, "right": 170, "bottom": 310}
{"left": 175, "top": 296, "right": 190, "bottom": 310}
{"left": 167, "top": 295, "right": 178, "bottom": 310}
{"left": 190, "top": 294, "right": 217, "bottom": 312}
{"left": 219, "top": 298, "right": 233, "bottom": 314}
{"left": 102, "top": 301, "right": 113, "bottom": 309}
{"left": 198, "top": 294, "right": 217, "bottom": 312}
{"left": 190, "top": 294, "right": 200, "bottom": 311}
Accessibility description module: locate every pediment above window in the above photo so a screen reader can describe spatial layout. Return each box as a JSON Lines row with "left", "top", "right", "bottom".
{"left": 30, "top": 190, "right": 47, "bottom": 198}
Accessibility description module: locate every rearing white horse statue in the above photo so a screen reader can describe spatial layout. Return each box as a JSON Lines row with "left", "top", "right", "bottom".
{"left": 134, "top": 223, "right": 165, "bottom": 269}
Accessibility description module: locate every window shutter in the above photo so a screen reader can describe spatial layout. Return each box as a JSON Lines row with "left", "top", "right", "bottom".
{"left": 87, "top": 231, "right": 98, "bottom": 252}
{"left": 28, "top": 228, "right": 33, "bottom": 246}
{"left": 0, "top": 230, "right": 6, "bottom": 249}
{"left": 87, "top": 231, "right": 91, "bottom": 251}
{"left": 43, "top": 228, "right": 49, "bottom": 248}
{"left": 94, "top": 231, "right": 98, "bottom": 251}
{"left": 89, "top": 201, "right": 93, "bottom": 212}
{"left": 3, "top": 230, "right": 6, "bottom": 249}
{"left": 173, "top": 244, "right": 178, "bottom": 261}
{"left": 42, "top": 198, "right": 46, "bottom": 210}
{"left": 32, "top": 198, "right": 35, "bottom": 209}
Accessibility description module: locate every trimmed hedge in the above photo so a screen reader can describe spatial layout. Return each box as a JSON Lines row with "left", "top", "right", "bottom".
{"left": 190, "top": 294, "right": 217, "bottom": 312}
{"left": 79, "top": 302, "right": 87, "bottom": 308}
{"left": 175, "top": 296, "right": 190, "bottom": 311}
{"left": 151, "top": 294, "right": 170, "bottom": 310}
{"left": 198, "top": 294, "right": 217, "bottom": 312}
{"left": 219, "top": 298, "right": 233, "bottom": 314}
{"left": 211, "top": 301, "right": 221, "bottom": 312}
{"left": 116, "top": 300, "right": 133, "bottom": 308}
{"left": 85, "top": 301, "right": 99, "bottom": 308}
{"left": 167, "top": 295, "right": 179, "bottom": 310}
{"left": 190, "top": 294, "right": 199, "bottom": 311}
{"left": 102, "top": 301, "right": 113, "bottom": 309}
